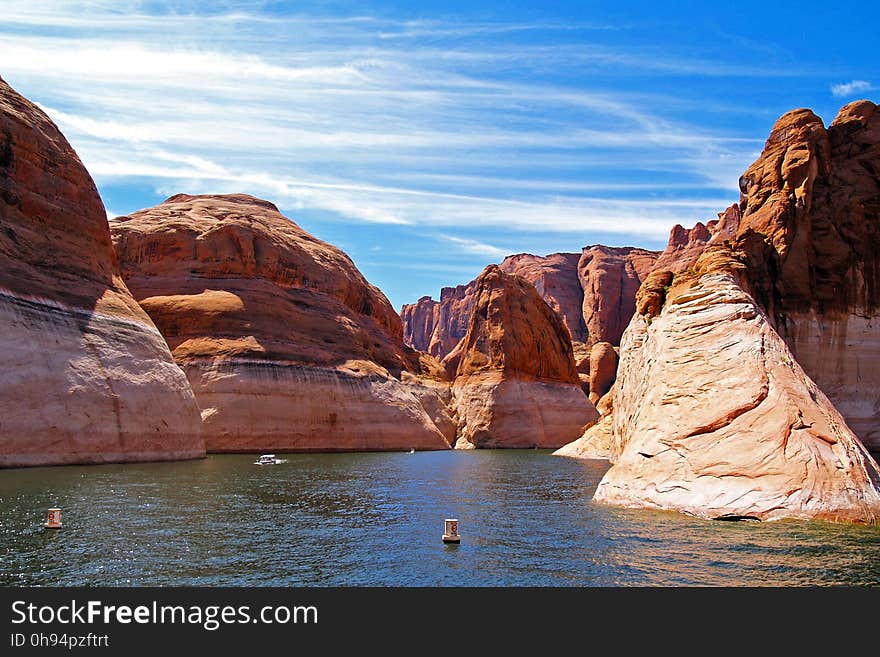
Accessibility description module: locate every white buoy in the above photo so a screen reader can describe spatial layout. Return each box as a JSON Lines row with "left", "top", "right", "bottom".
{"left": 442, "top": 518, "right": 460, "bottom": 544}
{"left": 44, "top": 508, "right": 62, "bottom": 529}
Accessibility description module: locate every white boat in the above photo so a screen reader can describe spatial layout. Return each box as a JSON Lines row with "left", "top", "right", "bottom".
{"left": 254, "top": 454, "right": 279, "bottom": 465}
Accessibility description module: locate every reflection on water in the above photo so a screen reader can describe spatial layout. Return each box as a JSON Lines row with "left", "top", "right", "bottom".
{"left": 1, "top": 451, "right": 878, "bottom": 586}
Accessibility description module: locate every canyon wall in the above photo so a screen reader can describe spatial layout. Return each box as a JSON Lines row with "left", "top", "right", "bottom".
{"left": 0, "top": 76, "right": 203, "bottom": 467}
{"left": 594, "top": 252, "right": 880, "bottom": 522}
{"left": 402, "top": 246, "right": 658, "bottom": 363}
{"left": 565, "top": 101, "right": 880, "bottom": 523}
{"left": 111, "top": 194, "right": 451, "bottom": 452}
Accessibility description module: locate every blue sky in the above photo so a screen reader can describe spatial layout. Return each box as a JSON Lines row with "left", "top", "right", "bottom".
{"left": 1, "top": 1, "right": 877, "bottom": 309}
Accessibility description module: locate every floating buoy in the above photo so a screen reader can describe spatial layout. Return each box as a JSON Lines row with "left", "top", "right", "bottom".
{"left": 44, "top": 508, "right": 62, "bottom": 529}
{"left": 442, "top": 518, "right": 460, "bottom": 544}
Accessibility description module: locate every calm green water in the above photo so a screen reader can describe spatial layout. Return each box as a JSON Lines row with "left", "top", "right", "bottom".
{"left": 1, "top": 451, "right": 878, "bottom": 586}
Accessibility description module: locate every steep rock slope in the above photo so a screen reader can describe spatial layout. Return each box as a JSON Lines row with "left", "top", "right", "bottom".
{"left": 111, "top": 194, "right": 451, "bottom": 452}
{"left": 450, "top": 266, "right": 597, "bottom": 448}
{"left": 0, "top": 76, "right": 203, "bottom": 467}
{"left": 575, "top": 101, "right": 880, "bottom": 523}
{"left": 594, "top": 256, "right": 880, "bottom": 523}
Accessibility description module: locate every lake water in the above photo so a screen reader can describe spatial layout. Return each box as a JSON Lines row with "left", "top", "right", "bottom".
{"left": 1, "top": 451, "right": 878, "bottom": 586}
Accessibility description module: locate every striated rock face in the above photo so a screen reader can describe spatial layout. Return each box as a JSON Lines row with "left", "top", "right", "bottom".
{"left": 559, "top": 101, "right": 880, "bottom": 522}
{"left": 593, "top": 264, "right": 880, "bottom": 522}
{"left": 577, "top": 246, "right": 658, "bottom": 347}
{"left": 401, "top": 296, "right": 439, "bottom": 351}
{"left": 734, "top": 102, "right": 880, "bottom": 450}
{"left": 450, "top": 265, "right": 597, "bottom": 448}
{"left": 499, "top": 252, "right": 585, "bottom": 342}
{"left": 111, "top": 194, "right": 450, "bottom": 452}
{"left": 0, "top": 76, "right": 204, "bottom": 467}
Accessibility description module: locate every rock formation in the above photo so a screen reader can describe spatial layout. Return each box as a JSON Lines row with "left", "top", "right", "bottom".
{"left": 734, "top": 102, "right": 880, "bottom": 451}
{"left": 0, "top": 75, "right": 204, "bottom": 467}
{"left": 499, "top": 252, "right": 586, "bottom": 342}
{"left": 449, "top": 265, "right": 597, "bottom": 448}
{"left": 111, "top": 194, "right": 451, "bottom": 452}
{"left": 428, "top": 282, "right": 479, "bottom": 358}
{"left": 401, "top": 295, "right": 439, "bottom": 351}
{"left": 641, "top": 104, "right": 880, "bottom": 452}
{"left": 553, "top": 387, "right": 615, "bottom": 460}
{"left": 577, "top": 246, "right": 659, "bottom": 347}
{"left": 587, "top": 342, "right": 618, "bottom": 404}
{"left": 563, "top": 100, "right": 880, "bottom": 523}
{"left": 651, "top": 205, "right": 742, "bottom": 275}
{"left": 593, "top": 254, "right": 880, "bottom": 522}
{"left": 401, "top": 246, "right": 658, "bottom": 363}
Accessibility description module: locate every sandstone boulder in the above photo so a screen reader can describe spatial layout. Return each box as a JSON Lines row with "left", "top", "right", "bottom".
{"left": 587, "top": 342, "right": 618, "bottom": 404}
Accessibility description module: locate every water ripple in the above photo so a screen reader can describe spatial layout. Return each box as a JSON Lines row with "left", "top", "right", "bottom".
{"left": 1, "top": 451, "right": 878, "bottom": 586}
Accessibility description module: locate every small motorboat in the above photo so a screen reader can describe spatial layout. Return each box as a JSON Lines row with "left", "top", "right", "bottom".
{"left": 254, "top": 454, "right": 279, "bottom": 465}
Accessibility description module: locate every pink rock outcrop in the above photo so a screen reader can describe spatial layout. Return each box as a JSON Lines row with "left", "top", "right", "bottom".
{"left": 563, "top": 101, "right": 880, "bottom": 523}
{"left": 593, "top": 260, "right": 880, "bottom": 522}
{"left": 111, "top": 194, "right": 451, "bottom": 452}
{"left": 587, "top": 342, "right": 618, "bottom": 404}
{"left": 0, "top": 75, "right": 204, "bottom": 467}
{"left": 450, "top": 266, "right": 597, "bottom": 448}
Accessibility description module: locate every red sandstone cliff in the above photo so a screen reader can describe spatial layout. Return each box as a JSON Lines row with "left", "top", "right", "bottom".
{"left": 576, "top": 246, "right": 658, "bottom": 347}
{"left": 565, "top": 101, "right": 880, "bottom": 523}
{"left": 499, "top": 252, "right": 586, "bottom": 342}
{"left": 111, "top": 194, "right": 451, "bottom": 452}
{"left": 401, "top": 246, "right": 658, "bottom": 365}
{"left": 734, "top": 102, "right": 880, "bottom": 449}
{"left": 0, "top": 76, "right": 204, "bottom": 467}
{"left": 401, "top": 295, "right": 439, "bottom": 352}
{"left": 450, "top": 265, "right": 597, "bottom": 448}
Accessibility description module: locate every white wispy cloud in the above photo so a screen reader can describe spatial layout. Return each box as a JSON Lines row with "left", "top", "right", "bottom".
{"left": 1, "top": 3, "right": 759, "bottom": 244}
{"left": 438, "top": 235, "right": 509, "bottom": 257}
{"left": 831, "top": 80, "right": 873, "bottom": 97}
